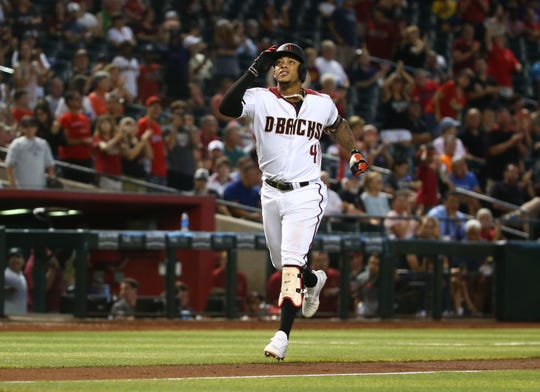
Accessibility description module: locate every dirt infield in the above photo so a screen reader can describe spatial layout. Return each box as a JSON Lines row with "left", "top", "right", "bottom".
{"left": 1, "top": 318, "right": 539, "bottom": 381}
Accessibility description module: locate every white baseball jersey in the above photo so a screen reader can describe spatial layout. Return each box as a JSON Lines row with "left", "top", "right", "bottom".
{"left": 240, "top": 86, "right": 338, "bottom": 269}
{"left": 241, "top": 87, "right": 338, "bottom": 182}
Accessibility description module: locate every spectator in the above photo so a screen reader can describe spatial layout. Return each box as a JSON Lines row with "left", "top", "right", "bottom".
{"left": 457, "top": 0, "right": 489, "bottom": 40}
{"left": 425, "top": 68, "right": 474, "bottom": 127}
{"left": 207, "top": 156, "right": 234, "bottom": 198}
{"left": 111, "top": 41, "right": 140, "bottom": 100}
{"left": 105, "top": 63, "right": 133, "bottom": 104}
{"left": 109, "top": 277, "right": 139, "bottom": 320}
{"left": 394, "top": 25, "right": 427, "bottom": 70}
{"left": 163, "top": 101, "right": 201, "bottom": 191}
{"left": 55, "top": 75, "right": 96, "bottom": 122}
{"left": 489, "top": 163, "right": 533, "bottom": 216}
{"left": 315, "top": 40, "right": 349, "bottom": 88}
{"left": 5, "top": 116, "right": 56, "bottom": 189}
{"left": 222, "top": 121, "right": 247, "bottom": 167}
{"left": 54, "top": 90, "right": 94, "bottom": 184}
{"left": 174, "top": 281, "right": 194, "bottom": 319}
{"left": 404, "top": 97, "right": 432, "bottom": 148}
{"left": 210, "top": 77, "right": 235, "bottom": 128}
{"left": 476, "top": 207, "right": 502, "bottom": 242}
{"left": 209, "top": 250, "right": 248, "bottom": 311}
{"left": 10, "top": 0, "right": 42, "bottom": 39}
{"left": 439, "top": 134, "right": 458, "bottom": 173}
{"left": 44, "top": 77, "right": 65, "bottom": 116}
{"left": 92, "top": 114, "right": 124, "bottom": 191}
{"left": 485, "top": 107, "right": 527, "bottom": 188}
{"left": 206, "top": 139, "right": 225, "bottom": 173}
{"left": 363, "top": 124, "right": 393, "bottom": 169}
{"left": 447, "top": 156, "right": 482, "bottom": 214}
{"left": 258, "top": 2, "right": 289, "bottom": 42}
{"left": 348, "top": 47, "right": 389, "bottom": 124}
{"left": 361, "top": 171, "right": 391, "bottom": 222}
{"left": 162, "top": 29, "right": 190, "bottom": 101}
{"left": 119, "top": 116, "right": 152, "bottom": 192}
{"left": 320, "top": 73, "right": 346, "bottom": 117}
{"left": 137, "top": 96, "right": 167, "bottom": 186}
{"left": 4, "top": 248, "right": 28, "bottom": 315}
{"left": 198, "top": 114, "right": 220, "bottom": 162}
{"left": 213, "top": 19, "right": 241, "bottom": 80}
{"left": 459, "top": 107, "right": 487, "bottom": 186}
{"left": 427, "top": 190, "right": 467, "bottom": 240}
{"left": 137, "top": 43, "right": 161, "bottom": 106}
{"left": 87, "top": 71, "right": 111, "bottom": 117}
{"left": 485, "top": 29, "right": 522, "bottom": 100}
{"left": 406, "top": 216, "right": 443, "bottom": 272}
{"left": 354, "top": 252, "right": 380, "bottom": 318}
{"left": 34, "top": 100, "right": 65, "bottom": 160}
{"left": 364, "top": 6, "right": 400, "bottom": 61}
{"left": 384, "top": 158, "right": 421, "bottom": 198}
{"left": 450, "top": 219, "right": 483, "bottom": 317}
{"left": 223, "top": 159, "right": 262, "bottom": 221}
{"left": 190, "top": 167, "right": 211, "bottom": 197}
{"left": 415, "top": 143, "right": 440, "bottom": 214}
{"left": 451, "top": 23, "right": 481, "bottom": 77}
{"left": 339, "top": 172, "right": 365, "bottom": 215}
{"left": 104, "top": 91, "right": 125, "bottom": 121}
{"left": 385, "top": 189, "right": 419, "bottom": 239}
{"left": 321, "top": 170, "right": 344, "bottom": 216}
{"left": 106, "top": 13, "right": 136, "bottom": 48}
{"left": 466, "top": 57, "right": 499, "bottom": 111}
{"left": 310, "top": 251, "right": 340, "bottom": 316}
{"left": 185, "top": 35, "right": 213, "bottom": 90}
{"left": 411, "top": 70, "right": 439, "bottom": 120}
{"left": 304, "top": 47, "right": 321, "bottom": 90}
{"left": 134, "top": 7, "right": 160, "bottom": 46}
{"left": 327, "top": 0, "right": 358, "bottom": 67}
{"left": 10, "top": 89, "right": 33, "bottom": 123}
{"left": 24, "top": 249, "right": 66, "bottom": 312}
{"left": 433, "top": 117, "right": 466, "bottom": 158}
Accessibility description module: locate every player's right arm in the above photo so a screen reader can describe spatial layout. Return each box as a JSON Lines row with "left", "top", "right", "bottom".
{"left": 219, "top": 45, "right": 277, "bottom": 118}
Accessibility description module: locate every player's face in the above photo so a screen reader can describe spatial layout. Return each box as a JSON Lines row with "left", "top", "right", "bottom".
{"left": 273, "top": 56, "right": 301, "bottom": 83}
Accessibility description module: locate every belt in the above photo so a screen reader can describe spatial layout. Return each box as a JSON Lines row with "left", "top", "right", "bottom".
{"left": 265, "top": 178, "right": 309, "bottom": 191}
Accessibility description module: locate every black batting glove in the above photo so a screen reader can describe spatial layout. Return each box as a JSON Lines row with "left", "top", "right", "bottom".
{"left": 349, "top": 149, "right": 369, "bottom": 176}
{"left": 248, "top": 45, "right": 277, "bottom": 77}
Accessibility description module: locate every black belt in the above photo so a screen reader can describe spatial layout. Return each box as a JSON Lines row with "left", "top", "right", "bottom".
{"left": 265, "top": 178, "right": 309, "bottom": 191}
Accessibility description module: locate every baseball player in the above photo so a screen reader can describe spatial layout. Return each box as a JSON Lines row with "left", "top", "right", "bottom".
{"left": 219, "top": 43, "right": 368, "bottom": 360}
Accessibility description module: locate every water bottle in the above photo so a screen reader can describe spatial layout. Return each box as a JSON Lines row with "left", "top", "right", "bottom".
{"left": 180, "top": 212, "right": 189, "bottom": 231}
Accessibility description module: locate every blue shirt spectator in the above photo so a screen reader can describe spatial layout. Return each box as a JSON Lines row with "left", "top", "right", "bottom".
{"left": 427, "top": 191, "right": 467, "bottom": 240}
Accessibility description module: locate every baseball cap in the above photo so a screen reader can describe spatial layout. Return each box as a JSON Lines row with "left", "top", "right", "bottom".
{"left": 208, "top": 140, "right": 224, "bottom": 152}
{"left": 183, "top": 36, "right": 203, "bottom": 48}
{"left": 67, "top": 2, "right": 80, "bottom": 12}
{"left": 145, "top": 96, "right": 161, "bottom": 106}
{"left": 194, "top": 168, "right": 209, "bottom": 180}
{"left": 8, "top": 247, "right": 23, "bottom": 258}
{"left": 165, "top": 10, "right": 178, "bottom": 19}
{"left": 439, "top": 117, "right": 460, "bottom": 132}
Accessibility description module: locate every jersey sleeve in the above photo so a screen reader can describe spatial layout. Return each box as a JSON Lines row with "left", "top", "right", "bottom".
{"left": 240, "top": 88, "right": 258, "bottom": 119}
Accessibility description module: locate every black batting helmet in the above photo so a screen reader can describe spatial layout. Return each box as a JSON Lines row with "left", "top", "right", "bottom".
{"left": 274, "top": 43, "right": 307, "bottom": 82}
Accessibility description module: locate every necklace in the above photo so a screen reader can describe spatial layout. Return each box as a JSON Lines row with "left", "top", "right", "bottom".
{"left": 281, "top": 93, "right": 304, "bottom": 101}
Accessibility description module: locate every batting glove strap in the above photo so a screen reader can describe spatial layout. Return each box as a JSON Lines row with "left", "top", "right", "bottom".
{"left": 349, "top": 149, "right": 368, "bottom": 176}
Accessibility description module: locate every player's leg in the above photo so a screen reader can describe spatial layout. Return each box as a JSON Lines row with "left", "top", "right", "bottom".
{"left": 281, "top": 182, "right": 328, "bottom": 318}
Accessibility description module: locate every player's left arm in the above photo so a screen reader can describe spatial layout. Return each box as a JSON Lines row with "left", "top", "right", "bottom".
{"left": 326, "top": 116, "right": 369, "bottom": 176}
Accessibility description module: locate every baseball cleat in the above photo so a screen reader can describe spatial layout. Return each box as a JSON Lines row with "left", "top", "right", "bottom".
{"left": 302, "top": 270, "right": 327, "bottom": 318}
{"left": 264, "top": 330, "right": 288, "bottom": 360}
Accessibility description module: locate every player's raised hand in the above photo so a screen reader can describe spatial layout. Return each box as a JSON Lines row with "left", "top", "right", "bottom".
{"left": 349, "top": 149, "right": 368, "bottom": 176}
{"left": 248, "top": 45, "right": 277, "bottom": 77}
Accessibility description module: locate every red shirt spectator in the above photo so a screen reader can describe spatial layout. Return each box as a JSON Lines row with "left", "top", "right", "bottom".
{"left": 486, "top": 35, "right": 521, "bottom": 89}
{"left": 137, "top": 46, "right": 161, "bottom": 105}
{"left": 11, "top": 107, "right": 33, "bottom": 123}
{"left": 137, "top": 96, "right": 166, "bottom": 178}
{"left": 412, "top": 72, "right": 439, "bottom": 112}
{"left": 365, "top": 7, "right": 400, "bottom": 60}
{"left": 91, "top": 116, "right": 123, "bottom": 176}
{"left": 457, "top": 0, "right": 489, "bottom": 24}
{"left": 415, "top": 146, "right": 439, "bottom": 213}
{"left": 57, "top": 111, "right": 92, "bottom": 160}
{"left": 426, "top": 69, "right": 472, "bottom": 121}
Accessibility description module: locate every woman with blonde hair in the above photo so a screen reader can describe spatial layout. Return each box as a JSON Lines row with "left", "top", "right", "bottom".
{"left": 92, "top": 114, "right": 124, "bottom": 191}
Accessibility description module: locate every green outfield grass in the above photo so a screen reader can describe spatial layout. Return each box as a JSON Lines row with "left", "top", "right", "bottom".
{"left": 1, "top": 328, "right": 539, "bottom": 391}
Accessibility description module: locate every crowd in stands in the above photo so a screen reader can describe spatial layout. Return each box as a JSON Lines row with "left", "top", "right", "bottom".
{"left": 2, "top": 1, "right": 540, "bottom": 318}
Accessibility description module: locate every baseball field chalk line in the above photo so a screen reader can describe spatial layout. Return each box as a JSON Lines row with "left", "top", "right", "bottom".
{"left": 3, "top": 370, "right": 485, "bottom": 384}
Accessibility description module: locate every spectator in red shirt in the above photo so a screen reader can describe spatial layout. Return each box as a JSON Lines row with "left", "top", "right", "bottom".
{"left": 11, "top": 89, "right": 33, "bottom": 123}
{"left": 53, "top": 90, "right": 93, "bottom": 183}
{"left": 137, "top": 44, "right": 161, "bottom": 105}
{"left": 485, "top": 30, "right": 522, "bottom": 100}
{"left": 365, "top": 6, "right": 400, "bottom": 61}
{"left": 451, "top": 23, "right": 482, "bottom": 76}
{"left": 210, "top": 250, "right": 248, "bottom": 311}
{"left": 137, "top": 96, "right": 167, "bottom": 186}
{"left": 92, "top": 114, "right": 124, "bottom": 191}
{"left": 457, "top": 0, "right": 490, "bottom": 40}
{"left": 198, "top": 114, "right": 220, "bottom": 161}
{"left": 412, "top": 69, "right": 439, "bottom": 114}
{"left": 87, "top": 71, "right": 111, "bottom": 117}
{"left": 415, "top": 143, "right": 440, "bottom": 214}
{"left": 425, "top": 68, "right": 473, "bottom": 133}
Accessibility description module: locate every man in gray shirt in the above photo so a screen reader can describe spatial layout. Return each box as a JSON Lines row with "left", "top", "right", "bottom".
{"left": 4, "top": 248, "right": 28, "bottom": 315}
{"left": 5, "top": 116, "right": 56, "bottom": 189}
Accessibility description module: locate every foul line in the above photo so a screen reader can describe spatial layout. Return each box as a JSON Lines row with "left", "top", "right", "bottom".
{"left": 3, "top": 370, "right": 485, "bottom": 383}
